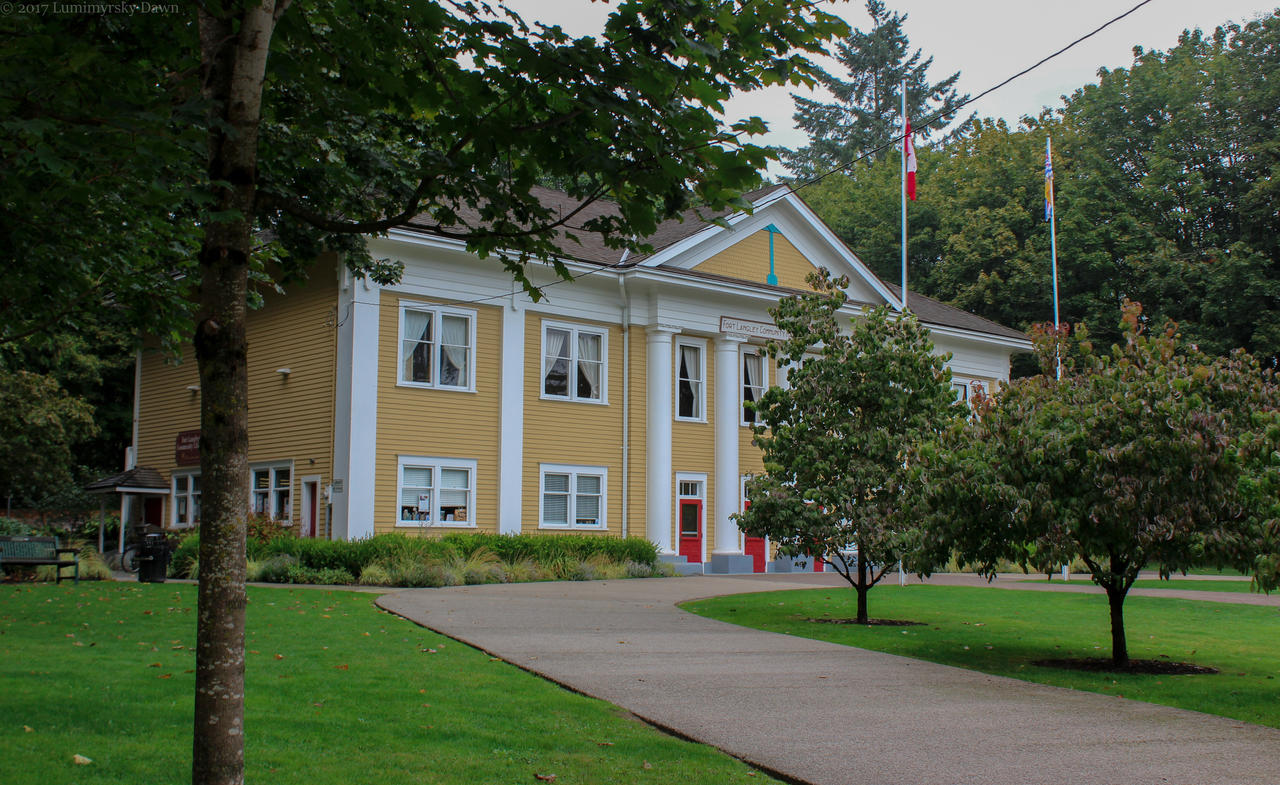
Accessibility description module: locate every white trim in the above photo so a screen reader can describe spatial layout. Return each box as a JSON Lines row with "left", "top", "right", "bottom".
{"left": 336, "top": 276, "right": 380, "bottom": 541}
{"left": 498, "top": 306, "right": 526, "bottom": 535}
{"left": 675, "top": 472, "right": 708, "bottom": 563}
{"left": 674, "top": 336, "right": 708, "bottom": 423}
{"left": 299, "top": 474, "right": 322, "bottom": 538}
{"left": 395, "top": 455, "right": 478, "bottom": 529}
{"left": 537, "top": 463, "right": 608, "bottom": 530}
{"left": 112, "top": 486, "right": 170, "bottom": 496}
{"left": 538, "top": 318, "right": 610, "bottom": 404}
{"left": 249, "top": 460, "right": 295, "bottom": 523}
{"left": 171, "top": 470, "right": 200, "bottom": 529}
{"left": 739, "top": 345, "right": 768, "bottom": 427}
{"left": 713, "top": 337, "right": 744, "bottom": 556}
{"left": 395, "top": 300, "right": 479, "bottom": 392}
{"left": 130, "top": 349, "right": 141, "bottom": 470}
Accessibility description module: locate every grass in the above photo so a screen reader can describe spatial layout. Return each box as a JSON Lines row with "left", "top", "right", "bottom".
{"left": 1, "top": 582, "right": 775, "bottom": 785}
{"left": 1131, "top": 578, "right": 1258, "bottom": 593}
{"left": 681, "top": 584, "right": 1280, "bottom": 728}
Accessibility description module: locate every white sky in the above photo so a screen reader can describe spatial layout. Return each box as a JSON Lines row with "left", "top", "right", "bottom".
{"left": 500, "top": 0, "right": 1277, "bottom": 163}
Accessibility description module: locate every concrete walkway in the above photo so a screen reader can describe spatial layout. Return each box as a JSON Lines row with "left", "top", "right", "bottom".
{"left": 378, "top": 574, "right": 1280, "bottom": 785}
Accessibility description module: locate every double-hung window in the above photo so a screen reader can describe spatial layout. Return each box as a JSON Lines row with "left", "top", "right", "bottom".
{"left": 742, "top": 350, "right": 766, "bottom": 425}
{"left": 676, "top": 341, "right": 705, "bottom": 421}
{"left": 251, "top": 463, "right": 291, "bottom": 520}
{"left": 539, "top": 465, "right": 606, "bottom": 529}
{"left": 542, "top": 322, "right": 607, "bottom": 402}
{"left": 399, "top": 304, "right": 475, "bottom": 390}
{"left": 397, "top": 457, "right": 476, "bottom": 527}
{"left": 172, "top": 472, "right": 201, "bottom": 528}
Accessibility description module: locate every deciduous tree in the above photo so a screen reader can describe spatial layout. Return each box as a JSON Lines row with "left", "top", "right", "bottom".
{"left": 738, "top": 271, "right": 959, "bottom": 623}
{"left": 909, "top": 302, "right": 1279, "bottom": 666}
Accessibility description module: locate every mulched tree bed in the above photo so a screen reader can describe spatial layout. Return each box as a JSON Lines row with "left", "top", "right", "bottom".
{"left": 806, "top": 618, "right": 926, "bottom": 627}
{"left": 1033, "top": 658, "right": 1218, "bottom": 675}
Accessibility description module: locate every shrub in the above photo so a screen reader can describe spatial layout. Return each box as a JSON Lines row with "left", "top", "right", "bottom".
{"left": 357, "top": 563, "right": 393, "bottom": 586}
{"left": 169, "top": 534, "right": 200, "bottom": 578}
{"left": 33, "top": 546, "right": 113, "bottom": 582}
{"left": 254, "top": 555, "right": 298, "bottom": 583}
{"left": 246, "top": 514, "right": 294, "bottom": 544}
{"left": 0, "top": 517, "right": 32, "bottom": 536}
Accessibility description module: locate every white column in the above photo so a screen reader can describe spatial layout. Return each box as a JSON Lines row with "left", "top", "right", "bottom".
{"left": 333, "top": 275, "right": 379, "bottom": 541}
{"left": 645, "top": 328, "right": 675, "bottom": 554}
{"left": 498, "top": 303, "right": 525, "bottom": 535}
{"left": 713, "top": 336, "right": 744, "bottom": 557}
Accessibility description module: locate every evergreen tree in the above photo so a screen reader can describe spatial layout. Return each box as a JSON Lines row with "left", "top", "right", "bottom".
{"left": 783, "top": 0, "right": 971, "bottom": 177}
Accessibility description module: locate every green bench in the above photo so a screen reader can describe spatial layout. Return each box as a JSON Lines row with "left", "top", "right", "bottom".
{"left": 0, "top": 536, "right": 79, "bottom": 584}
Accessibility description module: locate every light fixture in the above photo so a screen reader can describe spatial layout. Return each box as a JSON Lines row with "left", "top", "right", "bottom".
{"left": 186, "top": 384, "right": 200, "bottom": 393}
{"left": 276, "top": 367, "right": 291, "bottom": 377}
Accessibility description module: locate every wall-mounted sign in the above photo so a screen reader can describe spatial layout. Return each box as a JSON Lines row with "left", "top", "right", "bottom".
{"left": 174, "top": 430, "right": 201, "bottom": 466}
{"left": 720, "top": 316, "right": 787, "bottom": 342}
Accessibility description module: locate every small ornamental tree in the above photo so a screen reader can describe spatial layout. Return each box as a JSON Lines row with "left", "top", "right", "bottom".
{"left": 737, "top": 271, "right": 960, "bottom": 623}
{"left": 909, "top": 302, "right": 1280, "bottom": 667}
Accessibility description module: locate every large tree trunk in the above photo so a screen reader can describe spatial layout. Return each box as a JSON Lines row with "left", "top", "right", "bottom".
{"left": 192, "top": 4, "right": 281, "bottom": 784}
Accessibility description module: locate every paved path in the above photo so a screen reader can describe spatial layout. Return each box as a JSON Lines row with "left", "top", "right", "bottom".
{"left": 378, "top": 575, "right": 1280, "bottom": 785}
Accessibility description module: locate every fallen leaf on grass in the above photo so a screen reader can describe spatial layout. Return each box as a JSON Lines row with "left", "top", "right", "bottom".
{"left": 148, "top": 662, "right": 162, "bottom": 668}
{"left": 595, "top": 741, "right": 614, "bottom": 747}
{"left": 534, "top": 774, "right": 556, "bottom": 782}
{"left": 642, "top": 761, "right": 652, "bottom": 770}
{"left": 23, "top": 725, "right": 33, "bottom": 733}
{"left": 158, "top": 674, "right": 172, "bottom": 679}
{"left": 72, "top": 754, "right": 92, "bottom": 765}
{"left": 334, "top": 664, "right": 349, "bottom": 671}
{"left": 274, "top": 654, "right": 284, "bottom": 660}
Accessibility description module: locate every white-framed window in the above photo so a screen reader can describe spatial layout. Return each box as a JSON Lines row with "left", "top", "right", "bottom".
{"left": 172, "top": 471, "right": 201, "bottom": 529}
{"left": 675, "top": 339, "right": 706, "bottom": 421}
{"left": 251, "top": 462, "right": 292, "bottom": 521}
{"left": 539, "top": 464, "right": 607, "bottom": 529}
{"left": 541, "top": 321, "right": 608, "bottom": 403}
{"left": 952, "top": 380, "right": 969, "bottom": 402}
{"left": 397, "top": 456, "right": 477, "bottom": 527}
{"left": 741, "top": 348, "right": 767, "bottom": 425}
{"left": 398, "top": 302, "right": 476, "bottom": 391}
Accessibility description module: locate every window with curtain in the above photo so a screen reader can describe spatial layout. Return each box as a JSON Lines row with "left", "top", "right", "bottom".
{"left": 173, "top": 472, "right": 201, "bottom": 528}
{"left": 542, "top": 322, "right": 606, "bottom": 402}
{"left": 399, "top": 305, "right": 474, "bottom": 389}
{"left": 677, "top": 343, "right": 703, "bottom": 419}
{"left": 397, "top": 457, "right": 476, "bottom": 527}
{"left": 250, "top": 463, "right": 291, "bottom": 521}
{"left": 742, "top": 351, "right": 764, "bottom": 424}
{"left": 540, "top": 465, "right": 606, "bottom": 529}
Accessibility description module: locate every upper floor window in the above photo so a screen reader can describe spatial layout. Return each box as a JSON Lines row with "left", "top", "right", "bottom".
{"left": 952, "top": 381, "right": 969, "bottom": 403}
{"left": 742, "top": 350, "right": 766, "bottom": 425}
{"left": 399, "top": 304, "right": 475, "bottom": 390}
{"left": 542, "top": 322, "right": 607, "bottom": 402}
{"left": 251, "top": 462, "right": 291, "bottom": 520}
{"left": 676, "top": 341, "right": 704, "bottom": 421}
{"left": 173, "top": 472, "right": 201, "bottom": 528}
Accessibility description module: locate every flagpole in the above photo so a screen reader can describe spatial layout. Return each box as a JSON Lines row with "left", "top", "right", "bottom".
{"left": 1047, "top": 135, "right": 1061, "bottom": 380}
{"left": 900, "top": 81, "right": 908, "bottom": 312}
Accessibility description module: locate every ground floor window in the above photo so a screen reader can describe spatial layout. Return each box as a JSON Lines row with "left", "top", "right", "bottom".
{"left": 398, "top": 456, "right": 477, "bottom": 527}
{"left": 172, "top": 472, "right": 201, "bottom": 528}
{"left": 539, "top": 464, "right": 606, "bottom": 529}
{"left": 251, "top": 462, "right": 292, "bottom": 521}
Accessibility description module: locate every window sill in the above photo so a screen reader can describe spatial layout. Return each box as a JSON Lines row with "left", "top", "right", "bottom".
{"left": 538, "top": 523, "right": 608, "bottom": 531}
{"left": 396, "top": 521, "right": 476, "bottom": 529}
{"left": 538, "top": 393, "right": 609, "bottom": 406}
{"left": 674, "top": 416, "right": 707, "bottom": 424}
{"left": 396, "top": 381, "right": 476, "bottom": 393}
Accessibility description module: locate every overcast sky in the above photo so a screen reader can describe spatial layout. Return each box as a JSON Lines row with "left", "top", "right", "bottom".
{"left": 500, "top": 0, "right": 1277, "bottom": 161}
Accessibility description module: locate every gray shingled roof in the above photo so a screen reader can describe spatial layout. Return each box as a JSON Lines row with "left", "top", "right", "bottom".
{"left": 85, "top": 467, "right": 169, "bottom": 494}
{"left": 398, "top": 185, "right": 1026, "bottom": 343}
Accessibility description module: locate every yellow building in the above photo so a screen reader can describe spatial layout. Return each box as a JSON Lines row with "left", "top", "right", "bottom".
{"left": 128, "top": 186, "right": 1028, "bottom": 573}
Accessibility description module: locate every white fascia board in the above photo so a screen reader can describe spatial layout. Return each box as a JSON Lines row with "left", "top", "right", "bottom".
{"left": 925, "top": 323, "right": 1033, "bottom": 353}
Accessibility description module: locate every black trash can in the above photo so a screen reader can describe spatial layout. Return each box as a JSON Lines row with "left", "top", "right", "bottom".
{"left": 137, "top": 533, "right": 170, "bottom": 583}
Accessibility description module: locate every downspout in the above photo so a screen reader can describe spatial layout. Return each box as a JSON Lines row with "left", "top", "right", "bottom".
{"left": 617, "top": 255, "right": 631, "bottom": 539}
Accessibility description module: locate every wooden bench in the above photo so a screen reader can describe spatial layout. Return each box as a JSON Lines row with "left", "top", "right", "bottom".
{"left": 0, "top": 536, "right": 79, "bottom": 584}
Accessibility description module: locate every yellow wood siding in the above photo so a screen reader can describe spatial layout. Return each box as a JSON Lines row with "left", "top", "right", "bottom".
{"left": 625, "top": 326, "right": 647, "bottom": 538}
{"left": 374, "top": 292, "right": 502, "bottom": 535}
{"left": 671, "top": 339, "right": 716, "bottom": 553}
{"left": 693, "top": 230, "right": 820, "bottom": 290}
{"left": 522, "top": 313, "right": 625, "bottom": 535}
{"left": 135, "top": 274, "right": 339, "bottom": 535}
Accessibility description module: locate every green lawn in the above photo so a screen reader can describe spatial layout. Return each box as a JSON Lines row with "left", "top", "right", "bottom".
{"left": 682, "top": 585, "right": 1280, "bottom": 728}
{"left": 1, "top": 582, "right": 775, "bottom": 785}
{"left": 1130, "top": 578, "right": 1257, "bottom": 593}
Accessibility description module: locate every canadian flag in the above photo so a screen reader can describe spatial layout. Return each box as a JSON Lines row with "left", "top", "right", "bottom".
{"left": 904, "top": 118, "right": 917, "bottom": 201}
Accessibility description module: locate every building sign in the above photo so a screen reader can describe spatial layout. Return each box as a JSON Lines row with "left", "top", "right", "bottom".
{"left": 720, "top": 316, "right": 787, "bottom": 342}
{"left": 174, "top": 430, "right": 201, "bottom": 466}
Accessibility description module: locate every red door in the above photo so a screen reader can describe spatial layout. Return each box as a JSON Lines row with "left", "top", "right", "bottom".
{"left": 678, "top": 499, "right": 703, "bottom": 563}
{"left": 144, "top": 497, "right": 163, "bottom": 528}
{"left": 304, "top": 482, "right": 318, "bottom": 537}
{"left": 741, "top": 499, "right": 766, "bottom": 573}
{"left": 813, "top": 556, "right": 824, "bottom": 572}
